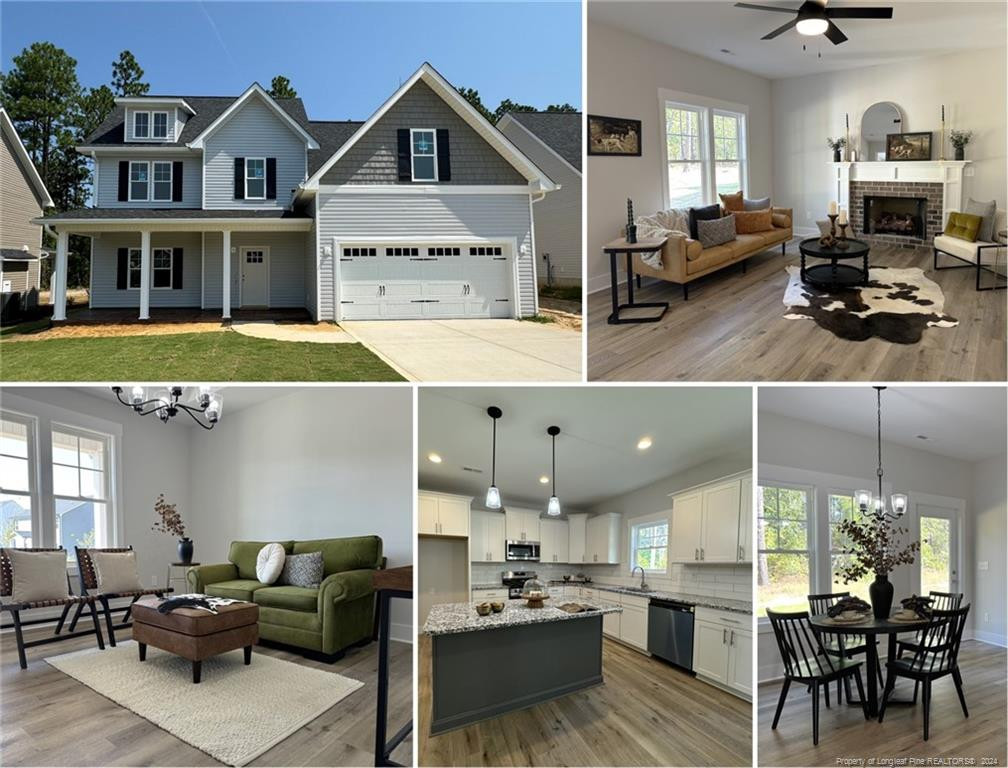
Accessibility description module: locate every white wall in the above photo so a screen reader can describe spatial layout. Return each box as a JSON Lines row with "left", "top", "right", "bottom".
{"left": 186, "top": 388, "right": 414, "bottom": 643}
{"left": 771, "top": 46, "right": 1008, "bottom": 234}
{"left": 586, "top": 20, "right": 774, "bottom": 293}
{"left": 972, "top": 453, "right": 1007, "bottom": 647}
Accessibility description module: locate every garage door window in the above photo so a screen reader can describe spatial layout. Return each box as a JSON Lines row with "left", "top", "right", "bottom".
{"left": 470, "top": 246, "right": 503, "bottom": 256}
{"left": 386, "top": 247, "right": 419, "bottom": 257}
{"left": 427, "top": 247, "right": 461, "bottom": 256}
{"left": 343, "top": 247, "right": 377, "bottom": 257}
{"left": 411, "top": 129, "right": 437, "bottom": 181}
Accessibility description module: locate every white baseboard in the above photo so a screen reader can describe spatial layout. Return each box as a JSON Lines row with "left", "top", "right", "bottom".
{"left": 971, "top": 629, "right": 1007, "bottom": 647}
{"left": 390, "top": 622, "right": 414, "bottom": 644}
{"left": 794, "top": 226, "right": 819, "bottom": 237}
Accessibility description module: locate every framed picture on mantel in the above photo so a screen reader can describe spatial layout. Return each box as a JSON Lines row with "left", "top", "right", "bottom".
{"left": 886, "top": 131, "right": 932, "bottom": 161}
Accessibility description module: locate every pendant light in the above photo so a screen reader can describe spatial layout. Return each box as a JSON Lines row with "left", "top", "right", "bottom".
{"left": 856, "top": 386, "right": 908, "bottom": 520}
{"left": 485, "top": 406, "right": 502, "bottom": 509}
{"left": 546, "top": 425, "right": 561, "bottom": 516}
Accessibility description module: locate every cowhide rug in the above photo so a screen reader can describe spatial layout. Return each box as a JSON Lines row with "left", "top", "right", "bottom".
{"left": 782, "top": 266, "right": 958, "bottom": 344}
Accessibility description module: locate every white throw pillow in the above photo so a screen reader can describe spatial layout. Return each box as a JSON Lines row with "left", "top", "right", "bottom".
{"left": 256, "top": 543, "right": 286, "bottom": 585}
{"left": 6, "top": 549, "right": 69, "bottom": 603}
{"left": 91, "top": 550, "right": 143, "bottom": 594}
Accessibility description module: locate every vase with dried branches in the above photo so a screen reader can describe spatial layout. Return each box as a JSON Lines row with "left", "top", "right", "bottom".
{"left": 152, "top": 494, "right": 193, "bottom": 565}
{"left": 835, "top": 515, "right": 921, "bottom": 619}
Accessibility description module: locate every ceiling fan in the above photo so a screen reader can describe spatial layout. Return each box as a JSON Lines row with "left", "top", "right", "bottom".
{"left": 735, "top": 1, "right": 893, "bottom": 45}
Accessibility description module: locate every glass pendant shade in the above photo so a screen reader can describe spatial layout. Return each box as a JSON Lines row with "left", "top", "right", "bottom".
{"left": 485, "top": 484, "right": 501, "bottom": 509}
{"left": 891, "top": 492, "right": 908, "bottom": 516}
{"left": 856, "top": 489, "right": 873, "bottom": 513}
{"left": 796, "top": 17, "right": 829, "bottom": 35}
{"left": 130, "top": 385, "right": 146, "bottom": 407}
{"left": 547, "top": 495, "right": 561, "bottom": 517}
{"left": 206, "top": 395, "right": 223, "bottom": 423}
{"left": 198, "top": 385, "right": 213, "bottom": 408}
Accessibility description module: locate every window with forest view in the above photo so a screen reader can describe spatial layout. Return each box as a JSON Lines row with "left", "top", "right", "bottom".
{"left": 757, "top": 484, "right": 811, "bottom": 616}
{"left": 713, "top": 110, "right": 746, "bottom": 198}
{"left": 1, "top": 415, "right": 35, "bottom": 548}
{"left": 663, "top": 99, "right": 748, "bottom": 209}
{"left": 665, "top": 105, "right": 704, "bottom": 208}
{"left": 828, "top": 492, "right": 872, "bottom": 601}
{"left": 631, "top": 520, "right": 668, "bottom": 573}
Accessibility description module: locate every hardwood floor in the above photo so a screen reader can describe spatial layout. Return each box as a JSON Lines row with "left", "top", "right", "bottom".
{"left": 757, "top": 640, "right": 1007, "bottom": 766}
{"left": 587, "top": 242, "right": 1006, "bottom": 381}
{"left": 419, "top": 634, "right": 752, "bottom": 767}
{"left": 1, "top": 621, "right": 412, "bottom": 766}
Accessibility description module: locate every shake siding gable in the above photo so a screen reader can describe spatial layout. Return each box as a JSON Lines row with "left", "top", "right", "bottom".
{"left": 95, "top": 155, "right": 202, "bottom": 207}
{"left": 319, "top": 80, "right": 526, "bottom": 186}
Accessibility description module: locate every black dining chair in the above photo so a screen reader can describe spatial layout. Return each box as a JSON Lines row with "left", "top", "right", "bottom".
{"left": 895, "top": 591, "right": 963, "bottom": 703}
{"left": 767, "top": 608, "right": 870, "bottom": 746}
{"left": 808, "top": 591, "right": 883, "bottom": 702}
{"left": 879, "top": 604, "right": 970, "bottom": 741}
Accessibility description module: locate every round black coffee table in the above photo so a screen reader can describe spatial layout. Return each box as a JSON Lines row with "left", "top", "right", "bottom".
{"left": 798, "top": 237, "right": 871, "bottom": 289}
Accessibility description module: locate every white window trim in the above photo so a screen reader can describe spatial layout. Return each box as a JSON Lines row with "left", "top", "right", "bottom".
{"left": 151, "top": 111, "right": 169, "bottom": 139}
{"left": 629, "top": 518, "right": 669, "bottom": 574}
{"left": 128, "top": 160, "right": 151, "bottom": 202}
{"left": 151, "top": 160, "right": 174, "bottom": 202}
{"left": 133, "top": 111, "right": 150, "bottom": 139}
{"left": 0, "top": 409, "right": 40, "bottom": 549}
{"left": 152, "top": 247, "right": 175, "bottom": 290}
{"left": 756, "top": 479, "right": 815, "bottom": 625}
{"left": 126, "top": 246, "right": 176, "bottom": 290}
{"left": 51, "top": 423, "right": 113, "bottom": 560}
{"left": 131, "top": 109, "right": 171, "bottom": 141}
{"left": 245, "top": 157, "right": 266, "bottom": 200}
{"left": 410, "top": 128, "right": 438, "bottom": 182}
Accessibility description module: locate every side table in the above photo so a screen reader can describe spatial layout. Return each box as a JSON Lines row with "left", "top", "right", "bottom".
{"left": 373, "top": 566, "right": 412, "bottom": 767}
{"left": 166, "top": 561, "right": 199, "bottom": 594}
{"left": 602, "top": 237, "right": 669, "bottom": 323}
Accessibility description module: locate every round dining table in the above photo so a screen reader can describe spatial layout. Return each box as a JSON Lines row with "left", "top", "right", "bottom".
{"left": 809, "top": 612, "right": 930, "bottom": 717}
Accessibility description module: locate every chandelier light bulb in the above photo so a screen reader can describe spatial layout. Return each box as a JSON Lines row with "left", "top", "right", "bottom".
{"left": 891, "top": 493, "right": 908, "bottom": 516}
{"left": 130, "top": 385, "right": 145, "bottom": 407}
{"left": 856, "top": 489, "right": 873, "bottom": 513}
{"left": 198, "top": 385, "right": 213, "bottom": 408}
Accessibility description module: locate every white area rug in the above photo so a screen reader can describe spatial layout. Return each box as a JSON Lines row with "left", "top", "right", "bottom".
{"left": 46, "top": 641, "right": 363, "bottom": 766}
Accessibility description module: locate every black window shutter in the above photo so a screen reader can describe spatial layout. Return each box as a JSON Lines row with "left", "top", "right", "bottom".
{"left": 172, "top": 247, "right": 183, "bottom": 289}
{"left": 234, "top": 157, "right": 245, "bottom": 199}
{"left": 266, "top": 158, "right": 277, "bottom": 199}
{"left": 172, "top": 161, "right": 183, "bottom": 202}
{"left": 118, "top": 162, "right": 129, "bottom": 202}
{"left": 396, "top": 129, "right": 411, "bottom": 181}
{"left": 116, "top": 248, "right": 128, "bottom": 289}
{"left": 436, "top": 129, "right": 451, "bottom": 182}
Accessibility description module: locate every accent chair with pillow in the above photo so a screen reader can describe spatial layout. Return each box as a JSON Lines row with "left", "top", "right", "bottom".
{"left": 187, "top": 536, "right": 385, "bottom": 659}
{"left": 934, "top": 206, "right": 1007, "bottom": 291}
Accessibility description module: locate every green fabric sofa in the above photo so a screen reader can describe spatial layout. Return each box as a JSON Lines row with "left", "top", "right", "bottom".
{"left": 187, "top": 536, "right": 383, "bottom": 657}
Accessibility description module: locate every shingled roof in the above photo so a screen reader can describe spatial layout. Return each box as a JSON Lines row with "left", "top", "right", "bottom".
{"left": 505, "top": 111, "right": 582, "bottom": 172}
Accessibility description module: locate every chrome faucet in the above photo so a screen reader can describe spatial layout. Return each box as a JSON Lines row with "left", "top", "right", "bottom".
{"left": 631, "top": 565, "right": 648, "bottom": 591}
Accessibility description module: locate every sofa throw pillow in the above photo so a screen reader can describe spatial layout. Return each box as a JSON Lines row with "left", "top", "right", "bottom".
{"left": 697, "top": 214, "right": 737, "bottom": 248}
{"left": 734, "top": 208, "right": 774, "bottom": 234}
{"left": 91, "top": 550, "right": 143, "bottom": 594}
{"left": 719, "top": 190, "right": 744, "bottom": 212}
{"left": 772, "top": 212, "right": 792, "bottom": 229}
{"left": 945, "top": 211, "right": 983, "bottom": 242}
{"left": 744, "top": 196, "right": 771, "bottom": 211}
{"left": 6, "top": 549, "right": 69, "bottom": 603}
{"left": 281, "top": 551, "right": 324, "bottom": 588}
{"left": 688, "top": 203, "right": 721, "bottom": 240}
{"left": 255, "top": 543, "right": 286, "bottom": 585}
{"left": 965, "top": 198, "right": 997, "bottom": 242}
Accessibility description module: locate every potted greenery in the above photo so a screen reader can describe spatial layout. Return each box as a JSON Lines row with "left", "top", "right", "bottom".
{"left": 152, "top": 493, "right": 192, "bottom": 564}
{"left": 827, "top": 136, "right": 847, "bottom": 162}
{"left": 949, "top": 129, "right": 972, "bottom": 161}
{"left": 834, "top": 514, "right": 921, "bottom": 619}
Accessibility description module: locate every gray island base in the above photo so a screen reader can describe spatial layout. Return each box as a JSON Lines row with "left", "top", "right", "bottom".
{"left": 424, "top": 601, "right": 622, "bottom": 735}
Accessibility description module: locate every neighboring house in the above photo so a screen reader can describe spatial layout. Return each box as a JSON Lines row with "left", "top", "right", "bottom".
{"left": 1, "top": 107, "right": 54, "bottom": 313}
{"left": 39, "top": 63, "right": 557, "bottom": 322}
{"left": 497, "top": 111, "right": 581, "bottom": 287}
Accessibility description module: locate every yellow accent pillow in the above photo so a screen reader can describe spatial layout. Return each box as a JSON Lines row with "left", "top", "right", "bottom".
{"left": 945, "top": 212, "right": 983, "bottom": 242}
{"left": 771, "top": 212, "right": 792, "bottom": 229}
{"left": 734, "top": 208, "right": 774, "bottom": 234}
{"left": 719, "top": 190, "right": 744, "bottom": 212}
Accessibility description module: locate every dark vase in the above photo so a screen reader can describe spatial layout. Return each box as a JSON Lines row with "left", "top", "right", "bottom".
{"left": 177, "top": 537, "right": 194, "bottom": 565}
{"left": 626, "top": 224, "right": 637, "bottom": 244}
{"left": 869, "top": 573, "right": 894, "bottom": 619}
{"left": 833, "top": 148, "right": 842, "bottom": 162}
{"left": 954, "top": 146, "right": 965, "bottom": 161}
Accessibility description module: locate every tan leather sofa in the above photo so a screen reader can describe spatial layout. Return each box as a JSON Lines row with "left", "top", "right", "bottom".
{"left": 632, "top": 207, "right": 793, "bottom": 299}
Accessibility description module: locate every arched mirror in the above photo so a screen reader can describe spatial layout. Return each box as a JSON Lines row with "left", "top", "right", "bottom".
{"left": 861, "top": 102, "right": 905, "bottom": 161}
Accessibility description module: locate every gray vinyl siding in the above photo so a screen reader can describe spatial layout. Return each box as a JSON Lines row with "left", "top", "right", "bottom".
{"left": 1, "top": 259, "right": 31, "bottom": 292}
{"left": 94, "top": 155, "right": 202, "bottom": 208}
{"left": 498, "top": 122, "right": 582, "bottom": 286}
{"left": 89, "top": 232, "right": 202, "bottom": 308}
{"left": 201, "top": 231, "right": 305, "bottom": 309}
{"left": 319, "top": 80, "right": 526, "bottom": 186}
{"left": 1, "top": 129, "right": 44, "bottom": 254}
{"left": 305, "top": 218, "right": 318, "bottom": 320}
{"left": 203, "top": 96, "right": 307, "bottom": 209}
{"left": 316, "top": 191, "right": 535, "bottom": 320}
{"left": 200, "top": 231, "right": 235, "bottom": 309}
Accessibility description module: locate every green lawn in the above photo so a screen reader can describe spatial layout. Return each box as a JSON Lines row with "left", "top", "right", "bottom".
{"left": 0, "top": 331, "right": 404, "bottom": 381}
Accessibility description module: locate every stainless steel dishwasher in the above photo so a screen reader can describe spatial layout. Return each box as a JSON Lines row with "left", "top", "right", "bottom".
{"left": 647, "top": 598, "right": 695, "bottom": 672}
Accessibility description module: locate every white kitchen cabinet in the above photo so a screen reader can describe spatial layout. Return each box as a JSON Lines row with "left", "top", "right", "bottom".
{"left": 602, "top": 609, "right": 621, "bottom": 638}
{"left": 693, "top": 619, "right": 732, "bottom": 681}
{"left": 726, "top": 626, "right": 753, "bottom": 697}
{"left": 668, "top": 473, "right": 752, "bottom": 564}
{"left": 418, "top": 491, "right": 471, "bottom": 537}
{"left": 419, "top": 493, "right": 439, "bottom": 536}
{"left": 504, "top": 507, "right": 541, "bottom": 542}
{"left": 738, "top": 475, "right": 752, "bottom": 563}
{"left": 472, "top": 588, "right": 508, "bottom": 601}
{"left": 585, "top": 513, "right": 621, "bottom": 564}
{"left": 669, "top": 492, "right": 703, "bottom": 562}
{"left": 701, "top": 479, "right": 743, "bottom": 562}
{"left": 693, "top": 607, "right": 752, "bottom": 700}
{"left": 567, "top": 514, "right": 587, "bottom": 564}
{"left": 580, "top": 587, "right": 597, "bottom": 603}
{"left": 470, "top": 510, "right": 506, "bottom": 562}
{"left": 618, "top": 600, "right": 648, "bottom": 650}
{"left": 540, "top": 518, "right": 569, "bottom": 563}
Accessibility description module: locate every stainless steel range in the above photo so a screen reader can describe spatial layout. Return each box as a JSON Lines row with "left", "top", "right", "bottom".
{"left": 501, "top": 570, "right": 537, "bottom": 599}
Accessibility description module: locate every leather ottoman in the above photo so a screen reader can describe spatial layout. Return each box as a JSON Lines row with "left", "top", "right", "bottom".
{"left": 132, "top": 595, "right": 259, "bottom": 683}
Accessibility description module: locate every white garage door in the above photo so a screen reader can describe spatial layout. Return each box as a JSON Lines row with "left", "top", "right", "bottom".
{"left": 338, "top": 243, "right": 513, "bottom": 320}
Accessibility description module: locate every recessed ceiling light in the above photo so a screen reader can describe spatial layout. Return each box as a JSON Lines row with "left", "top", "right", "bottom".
{"left": 428, "top": 452, "right": 442, "bottom": 463}
{"left": 637, "top": 436, "right": 653, "bottom": 451}
{"left": 916, "top": 435, "right": 929, "bottom": 441}
{"left": 720, "top": 48, "right": 734, "bottom": 55}
{"left": 539, "top": 475, "right": 550, "bottom": 484}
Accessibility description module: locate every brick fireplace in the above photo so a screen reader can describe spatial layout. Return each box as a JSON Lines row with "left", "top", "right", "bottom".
{"left": 849, "top": 180, "right": 943, "bottom": 248}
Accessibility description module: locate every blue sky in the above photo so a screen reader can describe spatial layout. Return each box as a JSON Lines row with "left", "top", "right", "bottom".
{"left": 1, "top": 1, "right": 582, "bottom": 118}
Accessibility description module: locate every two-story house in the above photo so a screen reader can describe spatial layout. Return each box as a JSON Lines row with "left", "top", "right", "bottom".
{"left": 39, "top": 63, "right": 557, "bottom": 323}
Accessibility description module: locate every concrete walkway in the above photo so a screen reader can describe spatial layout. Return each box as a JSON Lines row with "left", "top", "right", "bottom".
{"left": 231, "top": 321, "right": 355, "bottom": 344}
{"left": 340, "top": 319, "right": 582, "bottom": 381}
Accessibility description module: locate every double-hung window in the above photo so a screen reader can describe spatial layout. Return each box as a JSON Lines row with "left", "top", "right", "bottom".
{"left": 245, "top": 158, "right": 265, "bottom": 199}
{"left": 630, "top": 520, "right": 668, "bottom": 573}
{"left": 52, "top": 427, "right": 112, "bottom": 561}
{"left": 0, "top": 413, "right": 37, "bottom": 548}
{"left": 133, "top": 111, "right": 149, "bottom": 139}
{"left": 713, "top": 110, "right": 747, "bottom": 199}
{"left": 828, "top": 491, "right": 871, "bottom": 601}
{"left": 129, "top": 161, "right": 149, "bottom": 201}
{"left": 152, "top": 248, "right": 173, "bottom": 288}
{"left": 411, "top": 129, "right": 437, "bottom": 182}
{"left": 665, "top": 104, "right": 705, "bottom": 208}
{"left": 152, "top": 111, "right": 169, "bottom": 139}
{"left": 757, "top": 484, "right": 812, "bottom": 616}
{"left": 127, "top": 248, "right": 142, "bottom": 289}
{"left": 152, "top": 161, "right": 172, "bottom": 201}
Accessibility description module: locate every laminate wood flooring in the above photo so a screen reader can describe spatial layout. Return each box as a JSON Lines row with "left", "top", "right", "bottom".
{"left": 1, "top": 622, "right": 412, "bottom": 766}
{"left": 587, "top": 242, "right": 1006, "bottom": 381}
{"left": 419, "top": 634, "right": 752, "bottom": 767}
{"left": 757, "top": 640, "right": 1007, "bottom": 766}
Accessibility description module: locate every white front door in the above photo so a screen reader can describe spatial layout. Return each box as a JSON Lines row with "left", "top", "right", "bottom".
{"left": 241, "top": 247, "right": 269, "bottom": 307}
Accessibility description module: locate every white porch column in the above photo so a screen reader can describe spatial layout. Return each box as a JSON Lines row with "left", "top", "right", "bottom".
{"left": 139, "top": 230, "right": 151, "bottom": 320}
{"left": 52, "top": 230, "right": 69, "bottom": 321}
{"left": 221, "top": 230, "right": 231, "bottom": 319}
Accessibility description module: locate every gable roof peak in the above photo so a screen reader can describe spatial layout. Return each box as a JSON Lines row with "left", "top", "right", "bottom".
{"left": 185, "top": 82, "right": 319, "bottom": 150}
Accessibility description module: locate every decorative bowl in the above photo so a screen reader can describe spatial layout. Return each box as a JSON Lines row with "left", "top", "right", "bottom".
{"left": 475, "top": 602, "right": 491, "bottom": 616}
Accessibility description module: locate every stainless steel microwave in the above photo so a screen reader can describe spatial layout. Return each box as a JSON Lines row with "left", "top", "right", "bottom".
{"left": 506, "top": 540, "right": 540, "bottom": 561}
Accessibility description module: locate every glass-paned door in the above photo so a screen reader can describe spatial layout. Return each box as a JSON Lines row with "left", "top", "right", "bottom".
{"left": 918, "top": 504, "right": 959, "bottom": 597}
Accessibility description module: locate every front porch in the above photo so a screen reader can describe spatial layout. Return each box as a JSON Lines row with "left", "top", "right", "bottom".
{"left": 56, "top": 306, "right": 312, "bottom": 326}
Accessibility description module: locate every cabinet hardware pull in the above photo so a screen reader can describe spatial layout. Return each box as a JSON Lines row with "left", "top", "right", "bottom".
{"left": 695, "top": 548, "right": 699, "bottom": 560}
{"left": 701, "top": 547, "right": 705, "bottom": 560}
{"left": 730, "top": 630, "right": 735, "bottom": 646}
{"left": 723, "top": 628, "right": 727, "bottom": 644}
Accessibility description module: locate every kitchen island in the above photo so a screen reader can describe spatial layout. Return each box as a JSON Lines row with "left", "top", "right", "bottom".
{"left": 422, "top": 600, "right": 622, "bottom": 735}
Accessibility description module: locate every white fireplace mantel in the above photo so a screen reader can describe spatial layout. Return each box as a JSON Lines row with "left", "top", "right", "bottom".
{"left": 831, "top": 160, "right": 971, "bottom": 228}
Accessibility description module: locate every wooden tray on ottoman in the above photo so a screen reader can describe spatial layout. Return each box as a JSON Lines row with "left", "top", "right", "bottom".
{"left": 131, "top": 595, "right": 259, "bottom": 683}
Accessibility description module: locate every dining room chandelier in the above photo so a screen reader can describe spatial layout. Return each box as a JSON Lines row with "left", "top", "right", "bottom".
{"left": 112, "top": 386, "right": 222, "bottom": 430}
{"left": 856, "top": 386, "right": 907, "bottom": 520}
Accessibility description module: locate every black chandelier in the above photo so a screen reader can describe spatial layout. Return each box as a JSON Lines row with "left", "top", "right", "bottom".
{"left": 112, "top": 386, "right": 222, "bottom": 430}
{"left": 856, "top": 386, "right": 907, "bottom": 521}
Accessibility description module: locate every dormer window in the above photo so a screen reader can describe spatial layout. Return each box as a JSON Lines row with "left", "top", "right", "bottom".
{"left": 133, "top": 112, "right": 149, "bottom": 138}
{"left": 411, "top": 129, "right": 437, "bottom": 181}
{"left": 132, "top": 110, "right": 170, "bottom": 140}
{"left": 152, "top": 112, "right": 168, "bottom": 139}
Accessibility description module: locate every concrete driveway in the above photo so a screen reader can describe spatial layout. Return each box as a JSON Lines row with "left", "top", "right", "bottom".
{"left": 339, "top": 319, "right": 582, "bottom": 381}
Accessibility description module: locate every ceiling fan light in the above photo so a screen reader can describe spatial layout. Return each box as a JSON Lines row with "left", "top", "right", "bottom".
{"left": 486, "top": 485, "right": 501, "bottom": 510}
{"left": 547, "top": 495, "right": 561, "bottom": 517}
{"left": 796, "top": 17, "right": 829, "bottom": 35}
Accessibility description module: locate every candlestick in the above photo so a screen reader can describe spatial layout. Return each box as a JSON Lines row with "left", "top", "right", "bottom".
{"left": 838, "top": 207, "right": 848, "bottom": 225}
{"left": 829, "top": 200, "right": 838, "bottom": 216}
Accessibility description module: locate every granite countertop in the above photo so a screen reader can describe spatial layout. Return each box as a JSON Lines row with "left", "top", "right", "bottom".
{"left": 548, "top": 580, "right": 752, "bottom": 615}
{"left": 470, "top": 583, "right": 505, "bottom": 591}
{"left": 423, "top": 599, "right": 622, "bottom": 636}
